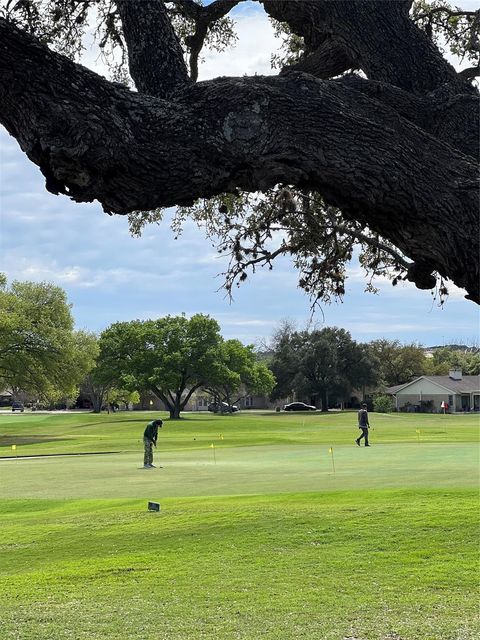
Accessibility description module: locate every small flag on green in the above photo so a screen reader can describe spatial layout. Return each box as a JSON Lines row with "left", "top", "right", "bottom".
{"left": 328, "top": 446, "right": 335, "bottom": 474}
{"left": 11, "top": 444, "right": 16, "bottom": 451}
{"left": 210, "top": 443, "right": 214, "bottom": 448}
{"left": 415, "top": 429, "right": 420, "bottom": 434}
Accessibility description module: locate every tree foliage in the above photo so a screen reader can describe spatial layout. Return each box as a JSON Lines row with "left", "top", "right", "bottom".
{"left": 412, "top": 0, "right": 480, "bottom": 79}
{"left": 423, "top": 346, "right": 480, "bottom": 375}
{"left": 202, "top": 339, "right": 275, "bottom": 409}
{"left": 269, "top": 324, "right": 378, "bottom": 411}
{"left": 97, "top": 314, "right": 275, "bottom": 418}
{"left": 0, "top": 0, "right": 478, "bottom": 305}
{"left": 373, "top": 394, "right": 396, "bottom": 414}
{"left": 0, "top": 276, "right": 96, "bottom": 400}
{"left": 98, "top": 313, "right": 227, "bottom": 418}
{"left": 366, "top": 339, "right": 428, "bottom": 387}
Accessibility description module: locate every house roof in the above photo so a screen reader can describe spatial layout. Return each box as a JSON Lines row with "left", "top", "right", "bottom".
{"left": 387, "top": 375, "right": 480, "bottom": 395}
{"left": 387, "top": 383, "right": 407, "bottom": 394}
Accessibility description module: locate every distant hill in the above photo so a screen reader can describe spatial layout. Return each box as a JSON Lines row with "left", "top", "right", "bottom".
{"left": 426, "top": 345, "right": 478, "bottom": 353}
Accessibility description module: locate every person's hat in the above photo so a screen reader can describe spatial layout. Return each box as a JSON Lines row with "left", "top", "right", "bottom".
{"left": 362, "top": 403, "right": 367, "bottom": 408}
{"left": 155, "top": 419, "right": 163, "bottom": 426}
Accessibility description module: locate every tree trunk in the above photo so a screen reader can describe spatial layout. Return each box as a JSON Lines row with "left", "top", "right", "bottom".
{"left": 169, "top": 406, "right": 181, "bottom": 419}
{"left": 92, "top": 397, "right": 103, "bottom": 413}
{"left": 321, "top": 389, "right": 328, "bottom": 412}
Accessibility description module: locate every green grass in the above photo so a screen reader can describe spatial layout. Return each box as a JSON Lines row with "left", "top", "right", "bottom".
{"left": 0, "top": 411, "right": 479, "bottom": 639}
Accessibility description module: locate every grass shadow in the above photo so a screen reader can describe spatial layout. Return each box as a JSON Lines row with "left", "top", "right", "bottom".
{"left": 0, "top": 436, "right": 71, "bottom": 446}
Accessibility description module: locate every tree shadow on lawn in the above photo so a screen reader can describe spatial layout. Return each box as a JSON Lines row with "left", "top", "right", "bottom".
{"left": 0, "top": 435, "right": 71, "bottom": 446}
{"left": 69, "top": 419, "right": 148, "bottom": 429}
{"left": 269, "top": 411, "right": 349, "bottom": 417}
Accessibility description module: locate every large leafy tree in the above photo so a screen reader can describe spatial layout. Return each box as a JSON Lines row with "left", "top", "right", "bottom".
{"left": 367, "top": 339, "right": 428, "bottom": 387}
{"left": 0, "top": 1, "right": 478, "bottom": 304}
{"left": 203, "top": 339, "right": 275, "bottom": 410}
{"left": 269, "top": 324, "right": 378, "bottom": 410}
{"left": 268, "top": 320, "right": 305, "bottom": 401}
{"left": 98, "top": 313, "right": 224, "bottom": 418}
{"left": 0, "top": 276, "right": 97, "bottom": 400}
{"left": 81, "top": 371, "right": 112, "bottom": 413}
{"left": 80, "top": 334, "right": 143, "bottom": 413}
{"left": 295, "top": 328, "right": 378, "bottom": 411}
{"left": 454, "top": 350, "right": 480, "bottom": 375}
{"left": 79, "top": 334, "right": 114, "bottom": 412}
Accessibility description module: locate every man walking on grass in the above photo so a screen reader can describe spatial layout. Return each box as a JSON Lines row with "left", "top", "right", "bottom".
{"left": 143, "top": 418, "right": 163, "bottom": 468}
{"left": 356, "top": 403, "right": 370, "bottom": 447}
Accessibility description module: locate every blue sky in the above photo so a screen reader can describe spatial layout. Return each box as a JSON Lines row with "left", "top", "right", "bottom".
{"left": 1, "top": 2, "right": 478, "bottom": 348}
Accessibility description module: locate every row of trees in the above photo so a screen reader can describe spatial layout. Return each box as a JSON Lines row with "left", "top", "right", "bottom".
{"left": 0, "top": 277, "right": 275, "bottom": 418}
{"left": 268, "top": 325, "right": 377, "bottom": 412}
{"left": 1, "top": 277, "right": 478, "bottom": 416}
{"left": 0, "top": 275, "right": 97, "bottom": 405}
{"left": 265, "top": 322, "right": 480, "bottom": 412}
{"left": 89, "top": 315, "right": 275, "bottom": 418}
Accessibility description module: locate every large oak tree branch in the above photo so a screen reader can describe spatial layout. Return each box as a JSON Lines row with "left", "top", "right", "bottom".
{"left": 337, "top": 75, "right": 479, "bottom": 160}
{"left": 458, "top": 66, "right": 480, "bottom": 80}
{"left": 262, "top": 0, "right": 459, "bottom": 93}
{"left": 284, "top": 37, "right": 358, "bottom": 80}
{"left": 0, "top": 17, "right": 478, "bottom": 303}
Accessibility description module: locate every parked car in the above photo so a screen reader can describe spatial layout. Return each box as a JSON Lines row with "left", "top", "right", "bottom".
{"left": 11, "top": 401, "right": 25, "bottom": 412}
{"left": 283, "top": 402, "right": 316, "bottom": 411}
{"left": 208, "top": 402, "right": 239, "bottom": 413}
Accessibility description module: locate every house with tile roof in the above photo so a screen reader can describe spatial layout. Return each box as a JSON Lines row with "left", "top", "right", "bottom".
{"left": 386, "top": 370, "right": 480, "bottom": 413}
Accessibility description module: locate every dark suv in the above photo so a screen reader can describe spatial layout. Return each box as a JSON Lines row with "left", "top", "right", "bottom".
{"left": 11, "top": 401, "right": 25, "bottom": 412}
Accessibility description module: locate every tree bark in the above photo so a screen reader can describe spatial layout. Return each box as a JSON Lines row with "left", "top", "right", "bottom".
{"left": 0, "top": 16, "right": 478, "bottom": 302}
{"left": 117, "top": 0, "right": 191, "bottom": 98}
{"left": 321, "top": 389, "right": 328, "bottom": 412}
{"left": 262, "top": 0, "right": 459, "bottom": 93}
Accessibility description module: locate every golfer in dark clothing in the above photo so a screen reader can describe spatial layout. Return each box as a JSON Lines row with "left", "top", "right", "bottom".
{"left": 356, "top": 404, "right": 370, "bottom": 447}
{"left": 143, "top": 419, "right": 163, "bottom": 468}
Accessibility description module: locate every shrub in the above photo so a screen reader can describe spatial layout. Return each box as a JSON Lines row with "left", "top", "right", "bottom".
{"left": 373, "top": 394, "right": 395, "bottom": 413}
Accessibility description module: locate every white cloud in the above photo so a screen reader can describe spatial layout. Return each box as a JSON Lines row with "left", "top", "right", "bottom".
{"left": 217, "top": 316, "right": 275, "bottom": 328}
{"left": 347, "top": 322, "right": 431, "bottom": 334}
{"left": 199, "top": 10, "right": 279, "bottom": 81}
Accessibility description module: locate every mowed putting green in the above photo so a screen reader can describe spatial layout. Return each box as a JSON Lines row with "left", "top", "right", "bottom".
{"left": 0, "top": 411, "right": 479, "bottom": 640}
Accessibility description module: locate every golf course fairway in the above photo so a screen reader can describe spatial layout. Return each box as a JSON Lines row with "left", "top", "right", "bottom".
{"left": 0, "top": 410, "right": 478, "bottom": 640}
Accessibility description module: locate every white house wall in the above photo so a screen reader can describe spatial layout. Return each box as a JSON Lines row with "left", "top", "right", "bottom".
{"left": 395, "top": 379, "right": 453, "bottom": 413}
{"left": 396, "top": 379, "right": 451, "bottom": 395}
{"left": 394, "top": 393, "right": 448, "bottom": 413}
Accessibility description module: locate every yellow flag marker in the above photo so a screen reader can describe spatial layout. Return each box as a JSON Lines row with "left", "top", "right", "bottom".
{"left": 11, "top": 444, "right": 16, "bottom": 451}
{"left": 220, "top": 434, "right": 224, "bottom": 440}
{"left": 415, "top": 429, "right": 420, "bottom": 442}
{"left": 328, "top": 446, "right": 335, "bottom": 474}
{"left": 210, "top": 443, "right": 216, "bottom": 464}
